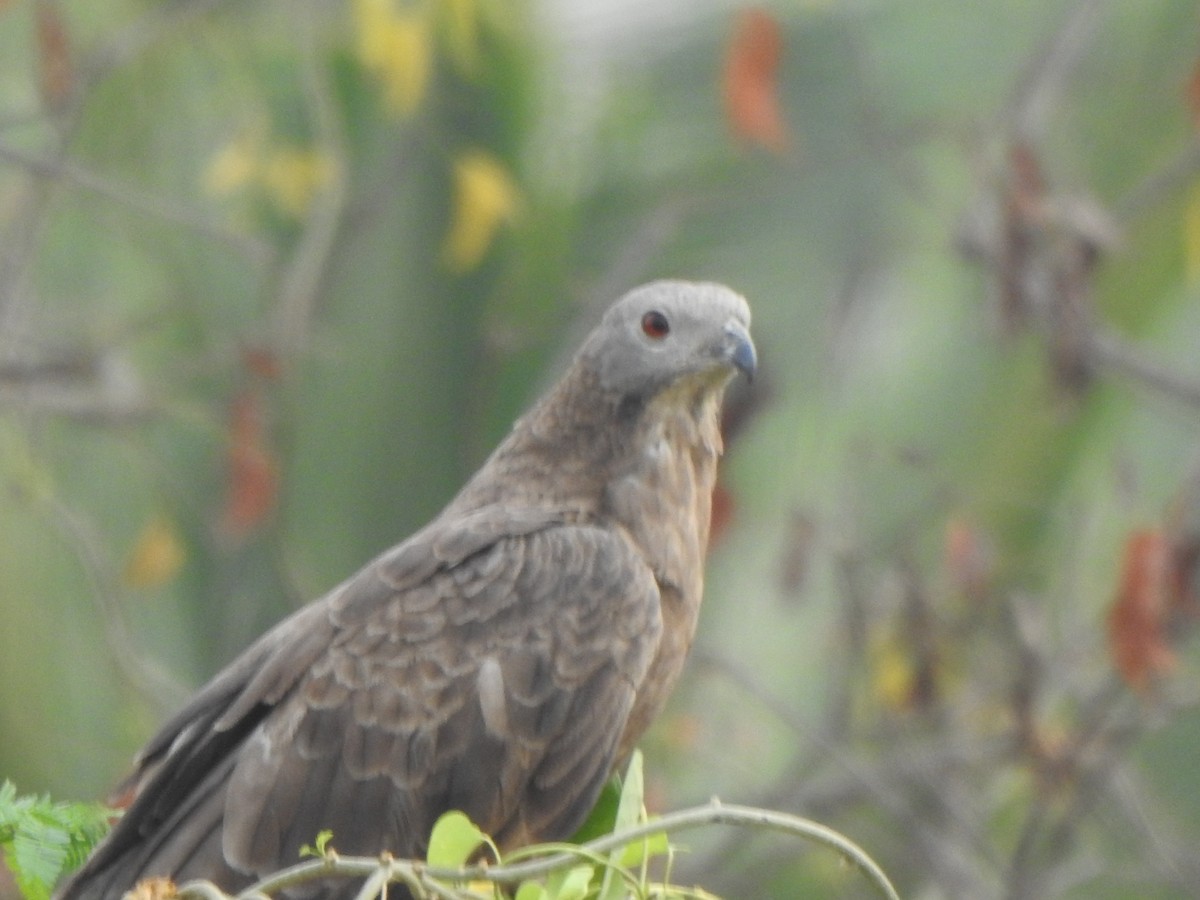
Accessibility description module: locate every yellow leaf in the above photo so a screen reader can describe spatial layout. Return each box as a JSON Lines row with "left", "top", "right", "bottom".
{"left": 442, "top": 150, "right": 519, "bottom": 272}
{"left": 262, "top": 147, "right": 335, "bottom": 217}
{"left": 204, "top": 133, "right": 261, "bottom": 196}
{"left": 123, "top": 515, "right": 185, "bottom": 589}
{"left": 871, "top": 634, "right": 914, "bottom": 712}
{"left": 354, "top": 0, "right": 431, "bottom": 116}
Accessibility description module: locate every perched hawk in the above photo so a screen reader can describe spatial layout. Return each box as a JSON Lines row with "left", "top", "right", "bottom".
{"left": 58, "top": 280, "right": 756, "bottom": 899}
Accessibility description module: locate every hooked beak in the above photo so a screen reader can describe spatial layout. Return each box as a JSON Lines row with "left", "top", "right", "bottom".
{"left": 720, "top": 320, "right": 757, "bottom": 382}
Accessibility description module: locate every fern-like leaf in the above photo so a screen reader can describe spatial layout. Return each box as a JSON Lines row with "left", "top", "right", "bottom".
{"left": 0, "top": 781, "right": 114, "bottom": 900}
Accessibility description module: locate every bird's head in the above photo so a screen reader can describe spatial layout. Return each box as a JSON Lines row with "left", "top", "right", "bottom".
{"left": 581, "top": 280, "right": 756, "bottom": 400}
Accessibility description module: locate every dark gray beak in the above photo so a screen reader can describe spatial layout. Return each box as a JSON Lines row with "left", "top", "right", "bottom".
{"left": 722, "top": 321, "right": 757, "bottom": 382}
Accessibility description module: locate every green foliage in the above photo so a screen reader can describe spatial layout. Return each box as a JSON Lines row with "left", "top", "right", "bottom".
{"left": 426, "top": 811, "right": 490, "bottom": 868}
{"left": 407, "top": 752, "right": 681, "bottom": 900}
{"left": 595, "top": 751, "right": 665, "bottom": 899}
{"left": 567, "top": 777, "right": 622, "bottom": 846}
{"left": 513, "top": 882, "right": 549, "bottom": 900}
{"left": 541, "top": 864, "right": 594, "bottom": 900}
{"left": 298, "top": 828, "right": 334, "bottom": 859}
{"left": 251, "top": 752, "right": 893, "bottom": 900}
{"left": 0, "top": 781, "right": 113, "bottom": 900}
{"left": 7, "top": 755, "right": 895, "bottom": 900}
{"left": 504, "top": 751, "right": 674, "bottom": 900}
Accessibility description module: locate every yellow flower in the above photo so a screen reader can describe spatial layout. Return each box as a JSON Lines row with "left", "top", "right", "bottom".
{"left": 354, "top": 0, "right": 432, "bottom": 116}
{"left": 442, "top": 150, "right": 519, "bottom": 272}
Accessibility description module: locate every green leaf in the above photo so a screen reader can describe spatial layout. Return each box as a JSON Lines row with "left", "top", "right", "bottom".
{"left": 597, "top": 751, "right": 651, "bottom": 900}
{"left": 619, "top": 828, "right": 669, "bottom": 868}
{"left": 568, "top": 776, "right": 622, "bottom": 845}
{"left": 0, "top": 781, "right": 114, "bottom": 900}
{"left": 426, "top": 811, "right": 485, "bottom": 868}
{"left": 514, "top": 882, "right": 549, "bottom": 900}
{"left": 545, "top": 864, "right": 594, "bottom": 900}
{"left": 612, "top": 750, "right": 645, "bottom": 834}
{"left": 299, "top": 829, "right": 334, "bottom": 858}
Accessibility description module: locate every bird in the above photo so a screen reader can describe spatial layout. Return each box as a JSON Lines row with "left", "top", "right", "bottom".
{"left": 56, "top": 279, "right": 756, "bottom": 900}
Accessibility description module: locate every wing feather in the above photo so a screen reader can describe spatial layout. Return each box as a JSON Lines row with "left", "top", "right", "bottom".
{"left": 222, "top": 520, "right": 661, "bottom": 872}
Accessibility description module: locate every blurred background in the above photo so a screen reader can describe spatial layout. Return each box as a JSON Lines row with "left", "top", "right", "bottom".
{"left": 3, "top": 0, "right": 1200, "bottom": 896}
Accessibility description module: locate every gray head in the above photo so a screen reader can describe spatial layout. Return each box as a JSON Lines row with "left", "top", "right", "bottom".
{"left": 579, "top": 280, "right": 755, "bottom": 398}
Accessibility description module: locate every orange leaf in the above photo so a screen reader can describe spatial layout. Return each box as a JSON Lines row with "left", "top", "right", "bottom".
{"left": 34, "top": 0, "right": 72, "bottom": 111}
{"left": 722, "top": 7, "right": 790, "bottom": 154}
{"left": 1108, "top": 529, "right": 1177, "bottom": 691}
{"left": 241, "top": 344, "right": 283, "bottom": 381}
{"left": 1186, "top": 55, "right": 1200, "bottom": 131}
{"left": 220, "top": 390, "right": 278, "bottom": 537}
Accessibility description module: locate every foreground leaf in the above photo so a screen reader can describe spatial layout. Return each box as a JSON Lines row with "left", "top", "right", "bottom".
{"left": 426, "top": 811, "right": 485, "bottom": 868}
{"left": 0, "top": 782, "right": 114, "bottom": 900}
{"left": 545, "top": 864, "right": 594, "bottom": 900}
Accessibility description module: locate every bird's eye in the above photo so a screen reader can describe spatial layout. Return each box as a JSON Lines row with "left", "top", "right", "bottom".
{"left": 641, "top": 310, "right": 670, "bottom": 340}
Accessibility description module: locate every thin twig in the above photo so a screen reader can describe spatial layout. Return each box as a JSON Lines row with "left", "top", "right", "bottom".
{"left": 1112, "top": 138, "right": 1200, "bottom": 224}
{"left": 0, "top": 140, "right": 274, "bottom": 265}
{"left": 269, "top": 2, "right": 350, "bottom": 360}
{"left": 79, "top": 0, "right": 239, "bottom": 87}
{"left": 29, "top": 486, "right": 191, "bottom": 713}
{"left": 1086, "top": 328, "right": 1200, "bottom": 410}
{"left": 999, "top": 0, "right": 1107, "bottom": 142}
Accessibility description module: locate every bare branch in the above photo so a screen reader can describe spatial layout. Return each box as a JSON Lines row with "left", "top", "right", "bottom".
{"left": 174, "top": 801, "right": 900, "bottom": 900}
{"left": 0, "top": 140, "right": 275, "bottom": 266}
{"left": 268, "top": 3, "right": 350, "bottom": 360}
{"left": 999, "top": 0, "right": 1108, "bottom": 143}
{"left": 1086, "top": 328, "right": 1200, "bottom": 410}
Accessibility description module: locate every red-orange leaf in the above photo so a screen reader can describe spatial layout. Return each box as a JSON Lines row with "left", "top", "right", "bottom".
{"left": 1186, "top": 55, "right": 1200, "bottom": 131}
{"left": 722, "top": 8, "right": 790, "bottom": 154}
{"left": 34, "top": 0, "right": 72, "bottom": 111}
{"left": 943, "top": 516, "right": 993, "bottom": 601}
{"left": 220, "top": 390, "right": 278, "bottom": 537}
{"left": 1108, "top": 529, "right": 1177, "bottom": 691}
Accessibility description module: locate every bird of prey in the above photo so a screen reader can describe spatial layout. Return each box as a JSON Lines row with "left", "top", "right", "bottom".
{"left": 57, "top": 280, "right": 756, "bottom": 899}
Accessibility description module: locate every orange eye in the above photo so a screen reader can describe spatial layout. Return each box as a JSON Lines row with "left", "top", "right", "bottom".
{"left": 641, "top": 310, "right": 670, "bottom": 339}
